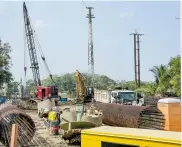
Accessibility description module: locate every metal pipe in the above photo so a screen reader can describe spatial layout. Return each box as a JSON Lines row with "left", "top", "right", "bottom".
{"left": 86, "top": 102, "right": 165, "bottom": 129}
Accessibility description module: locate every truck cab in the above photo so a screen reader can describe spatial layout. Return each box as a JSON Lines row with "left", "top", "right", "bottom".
{"left": 111, "top": 90, "right": 144, "bottom": 105}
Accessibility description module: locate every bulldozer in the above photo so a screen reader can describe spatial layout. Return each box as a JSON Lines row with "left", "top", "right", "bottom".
{"left": 60, "top": 70, "right": 102, "bottom": 145}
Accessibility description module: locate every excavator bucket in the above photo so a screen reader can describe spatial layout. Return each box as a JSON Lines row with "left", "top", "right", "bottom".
{"left": 60, "top": 104, "right": 103, "bottom": 145}
{"left": 60, "top": 121, "right": 96, "bottom": 131}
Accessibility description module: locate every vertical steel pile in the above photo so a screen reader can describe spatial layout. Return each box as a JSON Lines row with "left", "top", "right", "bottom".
{"left": 87, "top": 102, "right": 165, "bottom": 130}
{"left": 0, "top": 104, "right": 36, "bottom": 147}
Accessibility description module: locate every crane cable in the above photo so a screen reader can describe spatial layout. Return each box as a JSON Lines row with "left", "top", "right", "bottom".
{"left": 23, "top": 22, "right": 45, "bottom": 86}
{"left": 23, "top": 22, "right": 27, "bottom": 89}
{"left": 82, "top": 0, "right": 87, "bottom": 8}
{"left": 28, "top": 16, "right": 56, "bottom": 85}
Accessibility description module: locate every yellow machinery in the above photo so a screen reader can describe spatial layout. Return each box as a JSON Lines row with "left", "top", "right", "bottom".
{"left": 75, "top": 70, "right": 86, "bottom": 103}
{"left": 60, "top": 71, "right": 99, "bottom": 144}
{"left": 81, "top": 126, "right": 182, "bottom": 147}
{"left": 75, "top": 70, "right": 94, "bottom": 103}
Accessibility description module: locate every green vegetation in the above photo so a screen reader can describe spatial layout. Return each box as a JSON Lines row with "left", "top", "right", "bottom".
{"left": 136, "top": 55, "right": 181, "bottom": 97}
{"left": 0, "top": 39, "right": 20, "bottom": 97}
{"left": 0, "top": 38, "right": 180, "bottom": 98}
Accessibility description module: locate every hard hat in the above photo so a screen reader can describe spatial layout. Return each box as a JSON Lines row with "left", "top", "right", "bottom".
{"left": 52, "top": 106, "right": 60, "bottom": 112}
{"left": 52, "top": 106, "right": 57, "bottom": 111}
{"left": 44, "top": 108, "right": 50, "bottom": 113}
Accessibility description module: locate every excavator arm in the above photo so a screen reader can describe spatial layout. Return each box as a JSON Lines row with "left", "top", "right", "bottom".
{"left": 75, "top": 70, "right": 94, "bottom": 103}
{"left": 75, "top": 70, "right": 86, "bottom": 103}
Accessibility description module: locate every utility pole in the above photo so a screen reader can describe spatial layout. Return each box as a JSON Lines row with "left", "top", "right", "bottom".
{"left": 86, "top": 7, "right": 95, "bottom": 87}
{"left": 130, "top": 30, "right": 144, "bottom": 88}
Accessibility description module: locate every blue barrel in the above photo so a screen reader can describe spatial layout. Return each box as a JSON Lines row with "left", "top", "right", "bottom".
{"left": 0, "top": 97, "right": 6, "bottom": 104}
{"left": 61, "top": 98, "right": 67, "bottom": 103}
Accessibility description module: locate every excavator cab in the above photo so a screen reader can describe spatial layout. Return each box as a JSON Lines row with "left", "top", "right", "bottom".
{"left": 85, "top": 87, "right": 94, "bottom": 102}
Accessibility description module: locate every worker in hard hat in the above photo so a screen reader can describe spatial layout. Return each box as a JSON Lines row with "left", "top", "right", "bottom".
{"left": 41, "top": 108, "right": 50, "bottom": 118}
{"left": 48, "top": 107, "right": 60, "bottom": 135}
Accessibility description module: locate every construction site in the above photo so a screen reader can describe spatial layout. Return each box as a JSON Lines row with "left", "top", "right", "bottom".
{"left": 0, "top": 1, "right": 181, "bottom": 147}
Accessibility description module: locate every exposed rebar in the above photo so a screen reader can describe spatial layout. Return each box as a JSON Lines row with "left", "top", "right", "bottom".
{"left": 0, "top": 104, "right": 36, "bottom": 146}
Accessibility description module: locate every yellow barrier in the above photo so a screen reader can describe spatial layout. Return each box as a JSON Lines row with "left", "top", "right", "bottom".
{"left": 81, "top": 126, "right": 182, "bottom": 147}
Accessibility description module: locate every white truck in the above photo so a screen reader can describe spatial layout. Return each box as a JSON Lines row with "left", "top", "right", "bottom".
{"left": 94, "top": 89, "right": 144, "bottom": 106}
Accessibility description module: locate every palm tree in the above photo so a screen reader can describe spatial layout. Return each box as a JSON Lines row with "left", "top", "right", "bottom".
{"left": 149, "top": 65, "right": 167, "bottom": 85}
{"left": 149, "top": 64, "right": 170, "bottom": 96}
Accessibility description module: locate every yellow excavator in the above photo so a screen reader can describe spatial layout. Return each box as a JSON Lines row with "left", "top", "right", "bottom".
{"left": 75, "top": 70, "right": 94, "bottom": 103}
{"left": 60, "top": 70, "right": 100, "bottom": 144}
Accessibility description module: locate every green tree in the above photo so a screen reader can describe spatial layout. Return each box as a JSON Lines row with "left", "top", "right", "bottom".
{"left": 6, "top": 80, "right": 20, "bottom": 97}
{"left": 26, "top": 79, "right": 36, "bottom": 94}
{"left": 149, "top": 64, "right": 169, "bottom": 96}
{"left": 25, "top": 55, "right": 181, "bottom": 98}
{"left": 135, "top": 82, "right": 156, "bottom": 97}
{"left": 94, "top": 75, "right": 117, "bottom": 90}
{"left": 168, "top": 55, "right": 180, "bottom": 96}
{"left": 0, "top": 39, "right": 13, "bottom": 89}
{"left": 118, "top": 81, "right": 136, "bottom": 90}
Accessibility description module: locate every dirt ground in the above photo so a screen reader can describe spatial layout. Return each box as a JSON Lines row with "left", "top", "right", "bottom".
{"left": 25, "top": 110, "right": 80, "bottom": 147}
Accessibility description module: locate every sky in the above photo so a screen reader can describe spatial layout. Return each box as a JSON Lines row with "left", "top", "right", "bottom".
{"left": 0, "top": 1, "right": 180, "bottom": 82}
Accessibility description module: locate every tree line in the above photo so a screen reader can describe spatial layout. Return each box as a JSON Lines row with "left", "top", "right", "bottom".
{"left": 0, "top": 39, "right": 180, "bottom": 98}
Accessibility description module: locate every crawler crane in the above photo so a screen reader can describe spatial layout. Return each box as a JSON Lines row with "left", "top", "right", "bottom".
{"left": 22, "top": 2, "right": 59, "bottom": 112}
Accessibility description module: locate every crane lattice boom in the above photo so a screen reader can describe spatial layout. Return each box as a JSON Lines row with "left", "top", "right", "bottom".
{"left": 23, "top": 2, "right": 41, "bottom": 86}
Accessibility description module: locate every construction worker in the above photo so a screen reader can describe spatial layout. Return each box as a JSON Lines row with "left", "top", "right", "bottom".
{"left": 48, "top": 107, "right": 60, "bottom": 135}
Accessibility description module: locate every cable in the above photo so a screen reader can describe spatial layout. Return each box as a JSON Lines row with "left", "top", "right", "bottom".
{"left": 28, "top": 15, "right": 56, "bottom": 85}
{"left": 23, "top": 19, "right": 28, "bottom": 93}
{"left": 82, "top": 0, "right": 87, "bottom": 8}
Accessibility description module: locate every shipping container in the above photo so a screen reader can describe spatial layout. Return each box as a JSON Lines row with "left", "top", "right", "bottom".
{"left": 81, "top": 126, "right": 181, "bottom": 147}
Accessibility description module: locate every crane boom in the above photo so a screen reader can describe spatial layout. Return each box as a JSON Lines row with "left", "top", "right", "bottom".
{"left": 23, "top": 2, "right": 41, "bottom": 86}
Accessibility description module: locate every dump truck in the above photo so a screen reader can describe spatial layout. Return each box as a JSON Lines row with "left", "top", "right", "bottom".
{"left": 94, "top": 89, "right": 144, "bottom": 105}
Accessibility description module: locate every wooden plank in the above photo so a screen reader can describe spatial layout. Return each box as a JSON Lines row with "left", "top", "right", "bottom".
{"left": 10, "top": 124, "right": 18, "bottom": 147}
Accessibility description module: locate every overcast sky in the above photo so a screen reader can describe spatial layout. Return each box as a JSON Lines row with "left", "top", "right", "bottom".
{"left": 0, "top": 1, "right": 180, "bottom": 82}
